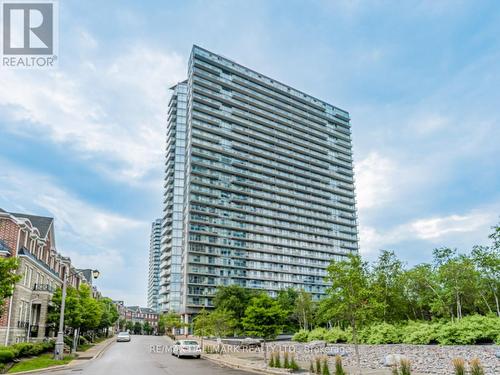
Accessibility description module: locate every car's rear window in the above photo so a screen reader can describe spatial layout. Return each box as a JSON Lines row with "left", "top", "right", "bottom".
{"left": 182, "top": 341, "right": 198, "bottom": 345}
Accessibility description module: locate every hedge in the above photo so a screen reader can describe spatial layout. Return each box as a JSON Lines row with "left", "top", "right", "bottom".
{"left": 292, "top": 315, "right": 500, "bottom": 345}
{"left": 0, "top": 349, "right": 15, "bottom": 363}
{"left": 0, "top": 341, "right": 55, "bottom": 363}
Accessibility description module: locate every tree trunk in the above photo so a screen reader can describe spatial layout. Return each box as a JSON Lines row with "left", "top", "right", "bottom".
{"left": 262, "top": 339, "right": 267, "bottom": 366}
{"left": 494, "top": 291, "right": 500, "bottom": 317}
{"left": 351, "top": 318, "right": 361, "bottom": 375}
{"left": 479, "top": 292, "right": 493, "bottom": 314}
{"left": 456, "top": 291, "right": 462, "bottom": 320}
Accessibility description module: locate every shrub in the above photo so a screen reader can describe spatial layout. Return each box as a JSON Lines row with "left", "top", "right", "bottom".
{"left": 268, "top": 352, "right": 275, "bottom": 367}
{"left": 470, "top": 358, "right": 485, "bottom": 375}
{"left": 359, "top": 322, "right": 402, "bottom": 344}
{"left": 292, "top": 329, "right": 309, "bottom": 342}
{"left": 309, "top": 328, "right": 328, "bottom": 341}
{"left": 400, "top": 359, "right": 411, "bottom": 375}
{"left": 274, "top": 351, "right": 281, "bottom": 368}
{"left": 79, "top": 336, "right": 89, "bottom": 346}
{"left": 322, "top": 357, "right": 330, "bottom": 375}
{"left": 315, "top": 356, "right": 322, "bottom": 374}
{"left": 0, "top": 349, "right": 15, "bottom": 364}
{"left": 283, "top": 351, "right": 289, "bottom": 368}
{"left": 452, "top": 358, "right": 465, "bottom": 375}
{"left": 437, "top": 315, "right": 500, "bottom": 345}
{"left": 11, "top": 342, "right": 34, "bottom": 356}
{"left": 289, "top": 354, "right": 300, "bottom": 371}
{"left": 334, "top": 355, "right": 346, "bottom": 375}
{"left": 325, "top": 327, "right": 349, "bottom": 343}
{"left": 401, "top": 321, "right": 440, "bottom": 345}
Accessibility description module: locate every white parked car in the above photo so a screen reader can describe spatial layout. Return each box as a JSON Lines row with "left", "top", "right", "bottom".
{"left": 172, "top": 340, "right": 201, "bottom": 358}
{"left": 117, "top": 331, "right": 131, "bottom": 342}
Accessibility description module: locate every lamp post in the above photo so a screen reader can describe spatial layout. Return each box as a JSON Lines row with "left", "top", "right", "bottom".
{"left": 54, "top": 269, "right": 99, "bottom": 360}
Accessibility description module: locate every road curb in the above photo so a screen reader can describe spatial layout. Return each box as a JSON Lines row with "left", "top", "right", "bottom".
{"left": 9, "top": 337, "right": 116, "bottom": 375}
{"left": 203, "top": 355, "right": 292, "bottom": 375}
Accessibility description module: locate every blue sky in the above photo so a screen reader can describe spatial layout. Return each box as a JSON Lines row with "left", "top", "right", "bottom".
{"left": 0, "top": 0, "right": 499, "bottom": 305}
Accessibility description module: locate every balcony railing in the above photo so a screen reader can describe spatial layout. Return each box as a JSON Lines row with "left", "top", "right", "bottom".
{"left": 33, "top": 283, "right": 55, "bottom": 293}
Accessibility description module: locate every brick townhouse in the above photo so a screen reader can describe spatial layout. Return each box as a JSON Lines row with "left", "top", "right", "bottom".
{"left": 120, "top": 305, "right": 159, "bottom": 333}
{"left": 0, "top": 208, "right": 87, "bottom": 345}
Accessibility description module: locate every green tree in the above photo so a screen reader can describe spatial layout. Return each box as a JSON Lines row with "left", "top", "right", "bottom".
{"left": 242, "top": 293, "right": 286, "bottom": 364}
{"left": 48, "top": 286, "right": 83, "bottom": 330}
{"left": 213, "top": 285, "right": 257, "bottom": 333}
{"left": 0, "top": 257, "right": 21, "bottom": 317}
{"left": 277, "top": 288, "right": 299, "bottom": 332}
{"left": 133, "top": 321, "right": 142, "bottom": 334}
{"left": 98, "top": 297, "right": 119, "bottom": 336}
{"left": 324, "top": 254, "right": 380, "bottom": 373}
{"left": 209, "top": 308, "right": 237, "bottom": 338}
{"left": 125, "top": 320, "right": 134, "bottom": 332}
{"left": 433, "top": 249, "right": 480, "bottom": 320}
{"left": 294, "top": 290, "right": 314, "bottom": 331}
{"left": 193, "top": 308, "right": 211, "bottom": 348}
{"left": 143, "top": 321, "right": 153, "bottom": 335}
{"left": 372, "top": 250, "right": 408, "bottom": 322}
{"left": 159, "top": 312, "right": 183, "bottom": 335}
{"left": 79, "top": 284, "right": 103, "bottom": 333}
{"left": 119, "top": 318, "right": 126, "bottom": 331}
{"left": 471, "top": 225, "right": 500, "bottom": 316}
{"left": 400, "top": 264, "right": 442, "bottom": 320}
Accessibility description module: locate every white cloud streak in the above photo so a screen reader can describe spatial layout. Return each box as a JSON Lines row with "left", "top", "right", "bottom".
{"left": 0, "top": 35, "right": 186, "bottom": 183}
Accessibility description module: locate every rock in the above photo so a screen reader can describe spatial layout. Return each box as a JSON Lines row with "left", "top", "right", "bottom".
{"left": 306, "top": 340, "right": 326, "bottom": 349}
{"left": 384, "top": 354, "right": 408, "bottom": 367}
{"left": 496, "top": 350, "right": 500, "bottom": 359}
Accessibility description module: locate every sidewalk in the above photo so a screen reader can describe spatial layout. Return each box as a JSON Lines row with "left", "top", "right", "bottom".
{"left": 71, "top": 336, "right": 116, "bottom": 362}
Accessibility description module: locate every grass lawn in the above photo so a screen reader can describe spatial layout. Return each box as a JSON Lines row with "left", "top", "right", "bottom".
{"left": 8, "top": 353, "right": 74, "bottom": 373}
{"left": 77, "top": 343, "right": 94, "bottom": 352}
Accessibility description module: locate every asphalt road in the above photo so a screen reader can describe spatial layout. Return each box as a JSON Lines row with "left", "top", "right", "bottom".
{"left": 51, "top": 335, "right": 252, "bottom": 375}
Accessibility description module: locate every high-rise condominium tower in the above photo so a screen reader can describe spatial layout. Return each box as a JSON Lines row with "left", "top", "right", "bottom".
{"left": 160, "top": 46, "right": 358, "bottom": 324}
{"left": 147, "top": 218, "right": 162, "bottom": 312}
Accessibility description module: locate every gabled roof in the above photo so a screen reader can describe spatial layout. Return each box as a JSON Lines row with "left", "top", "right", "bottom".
{"left": 8, "top": 212, "right": 53, "bottom": 238}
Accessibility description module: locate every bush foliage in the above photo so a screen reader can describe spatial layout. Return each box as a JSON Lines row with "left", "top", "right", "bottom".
{"left": 292, "top": 315, "right": 500, "bottom": 345}
{"left": 0, "top": 341, "right": 55, "bottom": 364}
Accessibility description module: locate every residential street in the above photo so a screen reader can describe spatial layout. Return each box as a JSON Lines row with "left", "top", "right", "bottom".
{"left": 51, "top": 335, "right": 252, "bottom": 375}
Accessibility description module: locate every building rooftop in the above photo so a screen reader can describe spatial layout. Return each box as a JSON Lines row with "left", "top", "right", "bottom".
{"left": 191, "top": 45, "right": 350, "bottom": 118}
{"left": 8, "top": 212, "right": 54, "bottom": 238}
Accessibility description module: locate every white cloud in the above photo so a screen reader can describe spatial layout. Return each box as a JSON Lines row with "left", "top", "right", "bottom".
{"left": 0, "top": 158, "right": 150, "bottom": 303}
{"left": 354, "top": 152, "right": 397, "bottom": 210}
{"left": 410, "top": 212, "right": 494, "bottom": 240}
{"left": 359, "top": 207, "right": 498, "bottom": 257}
{"left": 0, "top": 38, "right": 186, "bottom": 182}
{"left": 409, "top": 113, "right": 450, "bottom": 136}
{"left": 0, "top": 159, "right": 143, "bottom": 242}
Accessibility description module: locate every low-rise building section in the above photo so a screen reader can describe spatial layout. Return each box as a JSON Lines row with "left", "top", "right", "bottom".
{"left": 116, "top": 303, "right": 159, "bottom": 333}
{"left": 0, "top": 208, "right": 92, "bottom": 345}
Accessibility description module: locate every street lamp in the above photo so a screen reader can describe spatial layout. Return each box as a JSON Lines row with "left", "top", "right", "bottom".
{"left": 54, "top": 269, "right": 99, "bottom": 360}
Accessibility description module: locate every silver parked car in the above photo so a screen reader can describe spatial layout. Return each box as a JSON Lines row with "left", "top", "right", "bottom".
{"left": 117, "top": 331, "right": 131, "bottom": 342}
{"left": 172, "top": 340, "right": 201, "bottom": 358}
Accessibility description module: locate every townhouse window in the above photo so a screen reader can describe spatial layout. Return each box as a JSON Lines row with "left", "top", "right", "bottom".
{"left": 23, "top": 266, "right": 29, "bottom": 286}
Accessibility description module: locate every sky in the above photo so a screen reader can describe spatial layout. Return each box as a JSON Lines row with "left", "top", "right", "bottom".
{"left": 0, "top": 0, "right": 499, "bottom": 306}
